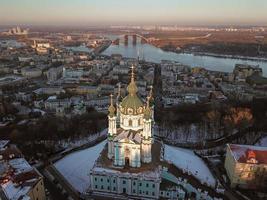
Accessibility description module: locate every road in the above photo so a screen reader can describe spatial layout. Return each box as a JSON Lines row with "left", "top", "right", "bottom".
{"left": 46, "top": 165, "right": 80, "bottom": 200}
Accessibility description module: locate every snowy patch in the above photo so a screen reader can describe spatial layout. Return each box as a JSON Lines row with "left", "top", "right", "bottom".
{"left": 54, "top": 140, "right": 106, "bottom": 193}
{"left": 2, "top": 181, "right": 31, "bottom": 200}
{"left": 164, "top": 145, "right": 216, "bottom": 187}
{"left": 9, "top": 158, "right": 33, "bottom": 175}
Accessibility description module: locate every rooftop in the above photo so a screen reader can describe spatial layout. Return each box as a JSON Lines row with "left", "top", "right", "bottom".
{"left": 114, "top": 128, "right": 142, "bottom": 144}
{"left": 228, "top": 144, "right": 267, "bottom": 165}
{"left": 92, "top": 140, "right": 167, "bottom": 177}
{"left": 0, "top": 147, "right": 42, "bottom": 200}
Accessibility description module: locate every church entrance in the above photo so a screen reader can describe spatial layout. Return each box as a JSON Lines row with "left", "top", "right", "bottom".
{"left": 125, "top": 157, "right": 130, "bottom": 166}
{"left": 124, "top": 146, "right": 130, "bottom": 167}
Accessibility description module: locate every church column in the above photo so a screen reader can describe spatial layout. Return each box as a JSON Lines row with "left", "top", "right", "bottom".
{"left": 142, "top": 97, "right": 152, "bottom": 163}
{"left": 116, "top": 83, "right": 122, "bottom": 125}
{"left": 142, "top": 139, "right": 152, "bottom": 163}
{"left": 108, "top": 94, "right": 116, "bottom": 159}
{"left": 143, "top": 97, "right": 152, "bottom": 139}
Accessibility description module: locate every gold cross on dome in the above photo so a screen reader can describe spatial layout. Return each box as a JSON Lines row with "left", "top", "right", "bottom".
{"left": 110, "top": 94, "right": 114, "bottom": 105}
{"left": 130, "top": 65, "right": 135, "bottom": 80}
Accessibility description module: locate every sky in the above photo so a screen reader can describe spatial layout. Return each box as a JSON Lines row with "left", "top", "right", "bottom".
{"left": 0, "top": 0, "right": 267, "bottom": 26}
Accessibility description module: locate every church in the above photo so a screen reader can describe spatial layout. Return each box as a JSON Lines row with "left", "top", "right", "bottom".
{"left": 89, "top": 66, "right": 186, "bottom": 199}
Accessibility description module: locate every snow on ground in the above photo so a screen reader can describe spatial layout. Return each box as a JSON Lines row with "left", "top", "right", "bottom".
{"left": 164, "top": 145, "right": 216, "bottom": 187}
{"left": 54, "top": 140, "right": 106, "bottom": 193}
{"left": 255, "top": 135, "right": 267, "bottom": 147}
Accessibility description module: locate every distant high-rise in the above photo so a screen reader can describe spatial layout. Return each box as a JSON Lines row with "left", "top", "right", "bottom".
{"left": 5, "top": 26, "right": 29, "bottom": 35}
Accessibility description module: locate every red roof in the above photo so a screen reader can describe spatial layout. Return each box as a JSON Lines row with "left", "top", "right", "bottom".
{"left": 13, "top": 170, "right": 39, "bottom": 184}
{"left": 229, "top": 144, "right": 267, "bottom": 164}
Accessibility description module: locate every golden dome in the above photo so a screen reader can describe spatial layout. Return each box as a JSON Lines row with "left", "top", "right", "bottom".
{"left": 120, "top": 65, "right": 144, "bottom": 115}
{"left": 108, "top": 94, "right": 116, "bottom": 117}
{"left": 144, "top": 97, "right": 151, "bottom": 120}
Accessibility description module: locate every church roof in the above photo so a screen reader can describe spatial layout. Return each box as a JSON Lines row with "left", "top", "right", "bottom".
{"left": 120, "top": 65, "right": 144, "bottom": 115}
{"left": 228, "top": 144, "right": 267, "bottom": 164}
{"left": 121, "top": 95, "right": 143, "bottom": 113}
{"left": 114, "top": 128, "right": 142, "bottom": 144}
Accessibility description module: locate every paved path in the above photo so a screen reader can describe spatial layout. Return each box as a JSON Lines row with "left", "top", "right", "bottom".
{"left": 46, "top": 165, "right": 80, "bottom": 200}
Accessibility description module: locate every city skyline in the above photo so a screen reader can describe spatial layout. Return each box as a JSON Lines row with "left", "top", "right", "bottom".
{"left": 0, "top": 0, "right": 267, "bottom": 26}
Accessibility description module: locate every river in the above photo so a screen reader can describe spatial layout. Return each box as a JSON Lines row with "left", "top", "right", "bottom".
{"left": 101, "top": 35, "right": 267, "bottom": 76}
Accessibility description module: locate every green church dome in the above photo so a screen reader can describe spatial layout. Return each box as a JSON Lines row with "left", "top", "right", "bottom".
{"left": 121, "top": 95, "right": 144, "bottom": 115}
{"left": 120, "top": 65, "right": 144, "bottom": 115}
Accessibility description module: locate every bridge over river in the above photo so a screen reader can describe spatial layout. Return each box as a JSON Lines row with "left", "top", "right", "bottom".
{"left": 112, "top": 33, "right": 149, "bottom": 45}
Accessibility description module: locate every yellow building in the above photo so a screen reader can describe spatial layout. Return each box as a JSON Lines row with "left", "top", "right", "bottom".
{"left": 225, "top": 144, "right": 267, "bottom": 189}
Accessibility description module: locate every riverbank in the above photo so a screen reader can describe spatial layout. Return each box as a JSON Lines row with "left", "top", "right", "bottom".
{"left": 102, "top": 40, "right": 267, "bottom": 76}
{"left": 187, "top": 51, "right": 267, "bottom": 62}
{"left": 159, "top": 47, "right": 267, "bottom": 63}
{"left": 93, "top": 40, "right": 112, "bottom": 55}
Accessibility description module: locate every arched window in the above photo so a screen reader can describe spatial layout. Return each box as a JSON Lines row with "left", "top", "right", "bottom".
{"left": 129, "top": 119, "right": 132, "bottom": 126}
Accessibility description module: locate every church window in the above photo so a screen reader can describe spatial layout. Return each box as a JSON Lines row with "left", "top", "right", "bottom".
{"left": 101, "top": 185, "right": 103, "bottom": 189}
{"left": 100, "top": 178, "right": 103, "bottom": 182}
{"left": 146, "top": 183, "right": 149, "bottom": 187}
{"left": 146, "top": 191, "right": 148, "bottom": 195}
{"left": 129, "top": 119, "right": 132, "bottom": 126}
{"left": 133, "top": 181, "right": 136, "bottom": 186}
{"left": 133, "top": 189, "right": 136, "bottom": 193}
{"left": 113, "top": 179, "right": 116, "bottom": 183}
{"left": 123, "top": 180, "right": 126, "bottom": 184}
{"left": 107, "top": 179, "right": 109, "bottom": 183}
{"left": 152, "top": 184, "right": 155, "bottom": 188}
{"left": 113, "top": 187, "right": 116, "bottom": 191}
{"left": 128, "top": 108, "right": 133, "bottom": 114}
{"left": 139, "top": 183, "right": 142, "bottom": 186}
{"left": 95, "top": 177, "right": 97, "bottom": 181}
{"left": 139, "top": 190, "right": 142, "bottom": 194}
{"left": 107, "top": 186, "right": 110, "bottom": 190}
{"left": 95, "top": 185, "right": 98, "bottom": 189}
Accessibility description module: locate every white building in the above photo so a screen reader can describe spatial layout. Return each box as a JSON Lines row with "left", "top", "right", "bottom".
{"left": 89, "top": 66, "right": 186, "bottom": 199}
{"left": 44, "top": 97, "right": 71, "bottom": 111}
{"left": 84, "top": 96, "right": 110, "bottom": 112}
{"left": 21, "top": 66, "right": 42, "bottom": 78}
{"left": 34, "top": 87, "right": 65, "bottom": 95}
{"left": 46, "top": 66, "right": 63, "bottom": 82}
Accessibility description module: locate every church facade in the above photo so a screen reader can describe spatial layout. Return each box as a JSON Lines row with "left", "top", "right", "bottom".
{"left": 107, "top": 66, "right": 153, "bottom": 168}
{"left": 89, "top": 66, "right": 186, "bottom": 199}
